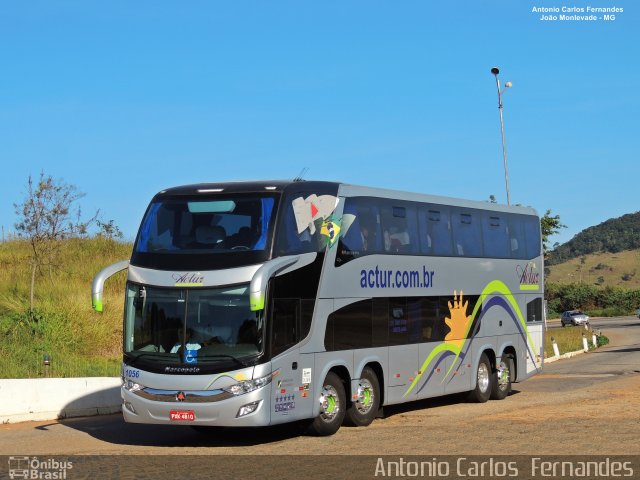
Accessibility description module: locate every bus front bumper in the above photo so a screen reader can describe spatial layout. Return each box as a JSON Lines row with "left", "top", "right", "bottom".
{"left": 121, "top": 386, "right": 272, "bottom": 427}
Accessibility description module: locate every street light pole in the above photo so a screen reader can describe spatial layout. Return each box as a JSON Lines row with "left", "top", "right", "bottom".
{"left": 491, "top": 67, "right": 512, "bottom": 206}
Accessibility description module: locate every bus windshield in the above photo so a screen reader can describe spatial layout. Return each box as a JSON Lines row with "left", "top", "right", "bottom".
{"left": 134, "top": 195, "right": 276, "bottom": 255}
{"left": 124, "top": 283, "right": 264, "bottom": 370}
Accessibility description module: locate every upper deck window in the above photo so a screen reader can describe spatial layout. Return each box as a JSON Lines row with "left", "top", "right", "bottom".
{"left": 132, "top": 194, "right": 278, "bottom": 270}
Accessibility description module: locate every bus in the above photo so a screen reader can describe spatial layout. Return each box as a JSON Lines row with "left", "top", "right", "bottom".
{"left": 92, "top": 180, "right": 544, "bottom": 435}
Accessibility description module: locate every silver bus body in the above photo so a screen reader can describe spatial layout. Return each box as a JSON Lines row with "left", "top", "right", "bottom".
{"left": 94, "top": 180, "right": 543, "bottom": 434}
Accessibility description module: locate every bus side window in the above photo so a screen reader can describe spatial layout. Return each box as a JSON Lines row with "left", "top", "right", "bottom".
{"left": 271, "top": 298, "right": 314, "bottom": 356}
{"left": 523, "top": 216, "right": 542, "bottom": 259}
{"left": 325, "top": 299, "right": 376, "bottom": 351}
{"left": 452, "top": 210, "right": 483, "bottom": 257}
{"left": 380, "top": 203, "right": 418, "bottom": 254}
{"left": 276, "top": 200, "right": 317, "bottom": 255}
{"left": 271, "top": 298, "right": 299, "bottom": 356}
{"left": 420, "top": 207, "right": 453, "bottom": 256}
{"left": 482, "top": 214, "right": 509, "bottom": 258}
{"left": 407, "top": 297, "right": 444, "bottom": 343}
{"left": 508, "top": 214, "right": 527, "bottom": 259}
{"left": 388, "top": 298, "right": 408, "bottom": 345}
{"left": 333, "top": 300, "right": 373, "bottom": 350}
{"left": 336, "top": 199, "right": 364, "bottom": 263}
{"left": 335, "top": 197, "right": 383, "bottom": 265}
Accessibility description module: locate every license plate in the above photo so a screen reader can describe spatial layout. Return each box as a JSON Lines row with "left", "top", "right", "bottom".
{"left": 170, "top": 410, "right": 195, "bottom": 421}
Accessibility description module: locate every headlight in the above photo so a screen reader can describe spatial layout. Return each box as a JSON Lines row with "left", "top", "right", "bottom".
{"left": 223, "top": 373, "right": 272, "bottom": 396}
{"left": 124, "top": 379, "right": 144, "bottom": 392}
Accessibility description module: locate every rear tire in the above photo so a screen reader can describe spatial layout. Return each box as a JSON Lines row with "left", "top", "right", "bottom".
{"left": 490, "top": 355, "right": 512, "bottom": 400}
{"left": 306, "top": 372, "right": 346, "bottom": 436}
{"left": 344, "top": 367, "right": 380, "bottom": 427}
{"left": 467, "top": 353, "right": 492, "bottom": 403}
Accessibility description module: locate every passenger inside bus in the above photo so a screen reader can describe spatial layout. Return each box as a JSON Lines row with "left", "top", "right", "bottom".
{"left": 170, "top": 327, "right": 202, "bottom": 354}
{"left": 194, "top": 224, "right": 226, "bottom": 248}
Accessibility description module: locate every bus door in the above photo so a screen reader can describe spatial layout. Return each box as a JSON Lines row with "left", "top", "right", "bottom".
{"left": 525, "top": 323, "right": 544, "bottom": 374}
{"left": 413, "top": 297, "right": 446, "bottom": 399}
{"left": 525, "top": 297, "right": 544, "bottom": 374}
{"left": 269, "top": 298, "right": 313, "bottom": 423}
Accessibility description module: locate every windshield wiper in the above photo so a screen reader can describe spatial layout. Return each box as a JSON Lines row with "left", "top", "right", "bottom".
{"left": 197, "top": 354, "right": 249, "bottom": 368}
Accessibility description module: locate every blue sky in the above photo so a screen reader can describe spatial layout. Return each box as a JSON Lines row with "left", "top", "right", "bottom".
{"left": 1, "top": 1, "right": 637, "bottom": 247}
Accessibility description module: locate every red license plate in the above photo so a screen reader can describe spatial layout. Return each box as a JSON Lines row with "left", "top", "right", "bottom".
{"left": 170, "top": 410, "right": 195, "bottom": 421}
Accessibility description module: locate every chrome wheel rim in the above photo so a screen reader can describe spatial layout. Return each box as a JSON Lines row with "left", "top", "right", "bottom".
{"left": 354, "top": 379, "right": 374, "bottom": 415}
{"left": 477, "top": 363, "right": 490, "bottom": 393}
{"left": 319, "top": 385, "right": 340, "bottom": 422}
{"left": 496, "top": 361, "right": 510, "bottom": 390}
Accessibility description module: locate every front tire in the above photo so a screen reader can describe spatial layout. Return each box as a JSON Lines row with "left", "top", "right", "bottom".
{"left": 344, "top": 367, "right": 380, "bottom": 427}
{"left": 307, "top": 372, "right": 346, "bottom": 436}
{"left": 467, "top": 353, "right": 492, "bottom": 403}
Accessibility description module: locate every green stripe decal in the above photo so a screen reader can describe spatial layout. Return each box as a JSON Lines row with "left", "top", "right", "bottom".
{"left": 403, "top": 342, "right": 461, "bottom": 397}
{"left": 404, "top": 280, "right": 539, "bottom": 397}
{"left": 481, "top": 280, "right": 538, "bottom": 356}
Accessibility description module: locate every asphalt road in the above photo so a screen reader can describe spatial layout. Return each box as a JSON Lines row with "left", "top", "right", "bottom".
{"left": 1, "top": 316, "right": 639, "bottom": 463}
{"left": 544, "top": 316, "right": 640, "bottom": 379}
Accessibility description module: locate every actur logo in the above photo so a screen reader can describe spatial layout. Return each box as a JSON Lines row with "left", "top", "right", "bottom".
{"left": 517, "top": 262, "right": 540, "bottom": 290}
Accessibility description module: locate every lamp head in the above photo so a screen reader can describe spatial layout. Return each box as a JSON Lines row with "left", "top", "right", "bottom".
{"left": 491, "top": 67, "right": 500, "bottom": 75}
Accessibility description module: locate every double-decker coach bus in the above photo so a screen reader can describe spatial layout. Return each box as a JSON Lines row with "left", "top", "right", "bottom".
{"left": 92, "top": 180, "right": 543, "bottom": 435}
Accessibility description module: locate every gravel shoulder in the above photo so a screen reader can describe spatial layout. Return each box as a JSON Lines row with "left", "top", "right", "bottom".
{"left": 1, "top": 318, "right": 639, "bottom": 456}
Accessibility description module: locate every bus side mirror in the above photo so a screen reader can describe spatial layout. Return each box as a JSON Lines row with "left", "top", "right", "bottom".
{"left": 92, "top": 260, "right": 130, "bottom": 312}
{"left": 249, "top": 256, "right": 299, "bottom": 311}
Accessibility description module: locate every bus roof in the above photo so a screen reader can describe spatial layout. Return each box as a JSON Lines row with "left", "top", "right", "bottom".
{"left": 153, "top": 180, "right": 340, "bottom": 197}
{"left": 153, "top": 180, "right": 538, "bottom": 217}
{"left": 337, "top": 183, "right": 539, "bottom": 216}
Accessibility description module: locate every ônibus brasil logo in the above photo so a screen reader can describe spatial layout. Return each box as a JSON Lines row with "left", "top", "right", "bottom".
{"left": 517, "top": 262, "right": 540, "bottom": 290}
{"left": 7, "top": 456, "right": 73, "bottom": 479}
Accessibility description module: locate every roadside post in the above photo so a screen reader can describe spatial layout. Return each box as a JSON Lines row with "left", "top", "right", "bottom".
{"left": 551, "top": 336, "right": 560, "bottom": 357}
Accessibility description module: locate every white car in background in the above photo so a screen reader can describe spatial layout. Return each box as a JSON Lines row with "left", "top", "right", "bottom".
{"left": 561, "top": 310, "right": 590, "bottom": 327}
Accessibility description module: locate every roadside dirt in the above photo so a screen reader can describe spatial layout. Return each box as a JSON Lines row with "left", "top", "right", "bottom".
{"left": 1, "top": 371, "right": 639, "bottom": 456}
{"left": 2, "top": 318, "right": 639, "bottom": 456}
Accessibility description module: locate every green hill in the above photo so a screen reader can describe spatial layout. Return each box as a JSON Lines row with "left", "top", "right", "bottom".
{"left": 548, "top": 211, "right": 640, "bottom": 265}
{"left": 546, "top": 249, "right": 640, "bottom": 289}
{"left": 0, "top": 238, "right": 131, "bottom": 378}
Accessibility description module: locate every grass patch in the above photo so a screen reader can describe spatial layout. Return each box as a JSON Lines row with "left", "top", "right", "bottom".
{"left": 544, "top": 325, "right": 609, "bottom": 358}
{"left": 0, "top": 238, "right": 131, "bottom": 378}
{"left": 585, "top": 307, "right": 630, "bottom": 317}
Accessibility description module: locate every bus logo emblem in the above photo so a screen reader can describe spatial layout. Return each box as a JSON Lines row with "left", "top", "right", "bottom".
{"left": 176, "top": 391, "right": 186, "bottom": 402}
{"left": 517, "top": 262, "right": 540, "bottom": 290}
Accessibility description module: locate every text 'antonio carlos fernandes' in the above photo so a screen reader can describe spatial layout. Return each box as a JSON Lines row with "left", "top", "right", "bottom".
{"left": 374, "top": 457, "right": 635, "bottom": 477}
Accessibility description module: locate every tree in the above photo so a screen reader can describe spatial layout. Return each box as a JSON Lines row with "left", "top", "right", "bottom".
{"left": 14, "top": 172, "right": 97, "bottom": 312}
{"left": 541, "top": 209, "right": 566, "bottom": 257}
{"left": 96, "top": 219, "right": 123, "bottom": 240}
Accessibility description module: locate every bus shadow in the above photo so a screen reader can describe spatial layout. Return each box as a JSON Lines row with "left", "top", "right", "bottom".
{"left": 58, "top": 389, "right": 522, "bottom": 447}
{"left": 59, "top": 413, "right": 308, "bottom": 447}
{"left": 378, "top": 389, "right": 522, "bottom": 419}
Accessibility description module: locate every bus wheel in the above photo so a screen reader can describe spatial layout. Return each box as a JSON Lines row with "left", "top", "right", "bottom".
{"left": 490, "top": 356, "right": 512, "bottom": 400}
{"left": 467, "top": 353, "right": 492, "bottom": 403}
{"left": 344, "top": 367, "right": 380, "bottom": 427}
{"left": 307, "top": 372, "right": 346, "bottom": 436}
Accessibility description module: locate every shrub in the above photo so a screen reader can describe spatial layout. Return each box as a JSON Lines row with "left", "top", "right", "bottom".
{"left": 545, "top": 281, "right": 640, "bottom": 316}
